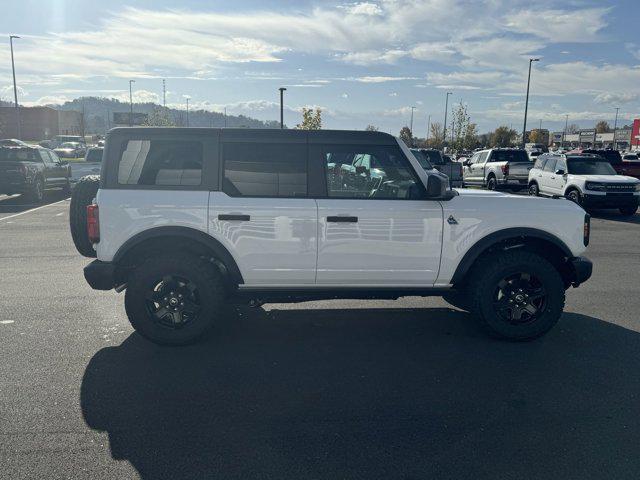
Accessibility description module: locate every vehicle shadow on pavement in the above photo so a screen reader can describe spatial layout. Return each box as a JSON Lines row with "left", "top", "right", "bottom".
{"left": 0, "top": 191, "right": 69, "bottom": 215}
{"left": 80, "top": 308, "right": 640, "bottom": 480}
{"left": 589, "top": 210, "right": 640, "bottom": 224}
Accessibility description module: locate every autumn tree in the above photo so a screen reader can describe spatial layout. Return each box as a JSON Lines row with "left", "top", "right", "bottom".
{"left": 399, "top": 126, "right": 413, "bottom": 146}
{"left": 296, "top": 107, "right": 322, "bottom": 130}
{"left": 566, "top": 123, "right": 580, "bottom": 134}
{"left": 143, "top": 107, "right": 176, "bottom": 127}
{"left": 595, "top": 120, "right": 611, "bottom": 133}
{"left": 365, "top": 124, "right": 379, "bottom": 131}
{"left": 427, "top": 122, "right": 444, "bottom": 149}
{"left": 490, "top": 126, "right": 517, "bottom": 147}
{"left": 529, "top": 129, "right": 543, "bottom": 144}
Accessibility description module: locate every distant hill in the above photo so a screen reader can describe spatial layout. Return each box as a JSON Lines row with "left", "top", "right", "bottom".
{"left": 1, "top": 97, "right": 281, "bottom": 134}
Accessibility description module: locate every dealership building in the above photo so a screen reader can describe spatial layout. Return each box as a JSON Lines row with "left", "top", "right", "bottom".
{"left": 0, "top": 106, "right": 82, "bottom": 141}
{"left": 551, "top": 120, "right": 639, "bottom": 150}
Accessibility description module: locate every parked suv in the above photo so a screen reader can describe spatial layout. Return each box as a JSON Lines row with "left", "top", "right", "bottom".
{"left": 462, "top": 148, "right": 533, "bottom": 190}
{"left": 528, "top": 153, "right": 640, "bottom": 215}
{"left": 72, "top": 128, "right": 592, "bottom": 345}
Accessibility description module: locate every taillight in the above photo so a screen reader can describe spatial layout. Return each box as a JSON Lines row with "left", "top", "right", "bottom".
{"left": 87, "top": 204, "right": 100, "bottom": 244}
{"left": 501, "top": 164, "right": 509, "bottom": 176}
{"left": 583, "top": 214, "right": 590, "bottom": 247}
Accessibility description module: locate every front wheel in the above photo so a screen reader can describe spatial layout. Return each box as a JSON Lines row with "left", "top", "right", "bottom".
{"left": 620, "top": 205, "right": 638, "bottom": 216}
{"left": 566, "top": 189, "right": 582, "bottom": 205}
{"left": 468, "top": 250, "right": 565, "bottom": 340}
{"left": 27, "top": 177, "right": 44, "bottom": 203}
{"left": 125, "top": 253, "right": 225, "bottom": 346}
{"left": 528, "top": 182, "right": 539, "bottom": 196}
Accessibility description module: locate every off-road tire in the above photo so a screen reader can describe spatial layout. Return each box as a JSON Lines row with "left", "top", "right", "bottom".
{"left": 69, "top": 175, "right": 100, "bottom": 258}
{"left": 467, "top": 250, "right": 565, "bottom": 341}
{"left": 125, "top": 253, "right": 225, "bottom": 346}
{"left": 566, "top": 188, "right": 582, "bottom": 206}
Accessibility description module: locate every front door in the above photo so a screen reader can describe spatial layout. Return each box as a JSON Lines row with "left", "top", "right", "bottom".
{"left": 316, "top": 144, "right": 443, "bottom": 286}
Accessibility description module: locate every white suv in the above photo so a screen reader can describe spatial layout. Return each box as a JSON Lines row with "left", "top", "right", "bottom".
{"left": 71, "top": 128, "right": 592, "bottom": 345}
{"left": 528, "top": 153, "right": 640, "bottom": 215}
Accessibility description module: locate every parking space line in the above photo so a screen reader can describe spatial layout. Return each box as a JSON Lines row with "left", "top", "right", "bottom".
{"left": 0, "top": 198, "right": 70, "bottom": 222}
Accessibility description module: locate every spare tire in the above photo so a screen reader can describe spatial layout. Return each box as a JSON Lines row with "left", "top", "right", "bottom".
{"left": 70, "top": 175, "right": 100, "bottom": 258}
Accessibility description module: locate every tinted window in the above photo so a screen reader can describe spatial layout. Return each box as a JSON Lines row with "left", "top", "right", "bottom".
{"left": 118, "top": 139, "right": 203, "bottom": 186}
{"left": 567, "top": 158, "right": 617, "bottom": 175}
{"left": 534, "top": 157, "right": 548, "bottom": 170}
{"left": 556, "top": 158, "right": 567, "bottom": 173}
{"left": 0, "top": 149, "right": 39, "bottom": 162}
{"left": 222, "top": 143, "right": 307, "bottom": 197}
{"left": 543, "top": 158, "right": 557, "bottom": 172}
{"left": 490, "top": 150, "right": 529, "bottom": 162}
{"left": 46, "top": 151, "right": 60, "bottom": 163}
{"left": 325, "top": 146, "right": 423, "bottom": 199}
{"left": 85, "top": 149, "right": 103, "bottom": 162}
{"left": 410, "top": 149, "right": 433, "bottom": 169}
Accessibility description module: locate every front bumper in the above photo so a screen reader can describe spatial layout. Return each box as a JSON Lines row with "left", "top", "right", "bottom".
{"left": 582, "top": 193, "right": 639, "bottom": 208}
{"left": 568, "top": 256, "right": 593, "bottom": 287}
{"left": 84, "top": 260, "right": 117, "bottom": 290}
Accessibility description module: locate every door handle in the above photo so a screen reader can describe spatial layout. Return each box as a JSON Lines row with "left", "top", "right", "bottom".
{"left": 218, "top": 214, "right": 250, "bottom": 221}
{"left": 327, "top": 216, "right": 358, "bottom": 223}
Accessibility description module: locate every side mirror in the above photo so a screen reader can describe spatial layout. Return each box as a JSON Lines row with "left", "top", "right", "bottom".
{"left": 426, "top": 174, "right": 446, "bottom": 197}
{"left": 555, "top": 169, "right": 565, "bottom": 175}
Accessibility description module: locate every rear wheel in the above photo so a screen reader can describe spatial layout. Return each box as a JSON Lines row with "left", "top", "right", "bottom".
{"left": 486, "top": 176, "right": 497, "bottom": 191}
{"left": 620, "top": 205, "right": 638, "bottom": 216}
{"left": 69, "top": 175, "right": 100, "bottom": 258}
{"left": 528, "top": 182, "right": 539, "bottom": 196}
{"left": 125, "top": 253, "right": 225, "bottom": 346}
{"left": 468, "top": 250, "right": 565, "bottom": 340}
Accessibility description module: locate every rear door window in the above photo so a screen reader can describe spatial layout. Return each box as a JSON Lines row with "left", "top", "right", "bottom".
{"left": 117, "top": 139, "right": 203, "bottom": 186}
{"left": 222, "top": 142, "right": 307, "bottom": 197}
{"left": 534, "top": 157, "right": 548, "bottom": 170}
{"left": 543, "top": 158, "right": 557, "bottom": 172}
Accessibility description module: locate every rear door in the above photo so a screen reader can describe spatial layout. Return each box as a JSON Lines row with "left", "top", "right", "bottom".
{"left": 469, "top": 151, "right": 488, "bottom": 184}
{"left": 209, "top": 133, "right": 318, "bottom": 286}
{"left": 547, "top": 157, "right": 567, "bottom": 195}
{"left": 315, "top": 143, "right": 443, "bottom": 286}
{"left": 540, "top": 157, "right": 557, "bottom": 194}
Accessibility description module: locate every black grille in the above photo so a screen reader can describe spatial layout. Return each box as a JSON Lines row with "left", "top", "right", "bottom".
{"left": 604, "top": 184, "right": 635, "bottom": 192}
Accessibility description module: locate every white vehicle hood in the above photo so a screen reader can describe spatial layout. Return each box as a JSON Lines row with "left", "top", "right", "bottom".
{"left": 571, "top": 174, "right": 639, "bottom": 183}
{"left": 453, "top": 188, "right": 510, "bottom": 197}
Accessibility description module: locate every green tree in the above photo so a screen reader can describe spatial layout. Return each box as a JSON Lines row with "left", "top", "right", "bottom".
{"left": 490, "top": 126, "right": 517, "bottom": 147}
{"left": 595, "top": 120, "right": 611, "bottom": 133}
{"left": 365, "top": 124, "right": 379, "bottom": 131}
{"left": 143, "top": 107, "right": 176, "bottom": 127}
{"left": 462, "top": 123, "right": 479, "bottom": 150}
{"left": 399, "top": 126, "right": 413, "bottom": 147}
{"left": 296, "top": 107, "right": 322, "bottom": 130}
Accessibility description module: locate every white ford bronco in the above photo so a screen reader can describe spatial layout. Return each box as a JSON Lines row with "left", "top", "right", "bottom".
{"left": 71, "top": 128, "right": 592, "bottom": 345}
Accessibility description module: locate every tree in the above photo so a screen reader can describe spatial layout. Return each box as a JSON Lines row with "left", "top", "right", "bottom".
{"left": 490, "top": 126, "right": 517, "bottom": 147}
{"left": 365, "top": 124, "right": 379, "bottom": 131}
{"left": 427, "top": 122, "right": 444, "bottom": 149}
{"left": 399, "top": 126, "right": 413, "bottom": 146}
{"left": 143, "top": 107, "right": 176, "bottom": 127}
{"left": 462, "top": 123, "right": 479, "bottom": 150}
{"left": 595, "top": 120, "right": 611, "bottom": 133}
{"left": 296, "top": 107, "right": 322, "bottom": 130}
{"left": 529, "top": 129, "right": 543, "bottom": 144}
{"left": 566, "top": 124, "right": 580, "bottom": 134}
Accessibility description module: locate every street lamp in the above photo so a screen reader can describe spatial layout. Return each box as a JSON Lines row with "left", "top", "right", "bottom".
{"left": 9, "top": 35, "right": 20, "bottom": 139}
{"left": 521, "top": 58, "right": 540, "bottom": 148}
{"left": 443, "top": 92, "right": 452, "bottom": 147}
{"left": 563, "top": 114, "right": 569, "bottom": 148}
{"left": 613, "top": 107, "right": 619, "bottom": 150}
{"left": 409, "top": 106, "right": 416, "bottom": 142}
{"left": 426, "top": 114, "right": 431, "bottom": 142}
{"left": 128, "top": 80, "right": 135, "bottom": 127}
{"left": 279, "top": 87, "right": 287, "bottom": 129}
{"left": 186, "top": 97, "right": 190, "bottom": 127}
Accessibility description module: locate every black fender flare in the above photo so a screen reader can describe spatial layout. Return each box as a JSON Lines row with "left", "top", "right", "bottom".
{"left": 113, "top": 226, "right": 244, "bottom": 284}
{"left": 450, "top": 227, "right": 572, "bottom": 285}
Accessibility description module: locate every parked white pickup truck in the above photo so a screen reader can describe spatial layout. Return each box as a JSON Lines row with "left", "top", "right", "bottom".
{"left": 70, "top": 147, "right": 102, "bottom": 188}
{"left": 70, "top": 128, "right": 592, "bottom": 346}
{"left": 463, "top": 148, "right": 534, "bottom": 191}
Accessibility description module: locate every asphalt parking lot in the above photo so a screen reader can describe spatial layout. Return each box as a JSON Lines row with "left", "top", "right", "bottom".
{"left": 1, "top": 192, "right": 639, "bottom": 479}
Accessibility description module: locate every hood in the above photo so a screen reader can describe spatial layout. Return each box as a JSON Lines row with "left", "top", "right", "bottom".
{"left": 570, "top": 174, "right": 639, "bottom": 183}
{"left": 453, "top": 188, "right": 510, "bottom": 197}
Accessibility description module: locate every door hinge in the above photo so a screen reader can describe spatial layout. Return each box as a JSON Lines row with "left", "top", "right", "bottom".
{"left": 447, "top": 215, "right": 458, "bottom": 225}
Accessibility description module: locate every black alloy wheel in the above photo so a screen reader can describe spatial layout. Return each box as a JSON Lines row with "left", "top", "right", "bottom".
{"left": 528, "top": 183, "right": 539, "bottom": 196}
{"left": 492, "top": 272, "right": 547, "bottom": 325}
{"left": 146, "top": 275, "right": 201, "bottom": 329}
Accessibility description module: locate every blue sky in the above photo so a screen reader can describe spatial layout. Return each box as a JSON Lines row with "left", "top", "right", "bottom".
{"left": 1, "top": 0, "right": 639, "bottom": 134}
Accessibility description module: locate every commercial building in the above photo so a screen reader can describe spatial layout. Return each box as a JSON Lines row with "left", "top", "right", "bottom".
{"left": 0, "top": 106, "right": 82, "bottom": 141}
{"left": 551, "top": 125, "right": 635, "bottom": 150}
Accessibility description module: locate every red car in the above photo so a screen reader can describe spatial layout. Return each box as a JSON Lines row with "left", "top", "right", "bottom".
{"left": 568, "top": 149, "right": 640, "bottom": 180}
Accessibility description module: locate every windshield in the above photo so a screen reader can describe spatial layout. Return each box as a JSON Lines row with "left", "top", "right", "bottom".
{"left": 0, "top": 149, "right": 39, "bottom": 162}
{"left": 568, "top": 158, "right": 617, "bottom": 175}
{"left": 492, "top": 150, "right": 530, "bottom": 162}
{"left": 85, "top": 149, "right": 103, "bottom": 162}
{"left": 410, "top": 150, "right": 433, "bottom": 169}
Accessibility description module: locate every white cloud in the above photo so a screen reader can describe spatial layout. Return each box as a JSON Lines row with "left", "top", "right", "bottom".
{"left": 503, "top": 8, "right": 609, "bottom": 43}
{"left": 593, "top": 92, "right": 639, "bottom": 105}
{"left": 350, "top": 76, "right": 418, "bottom": 83}
{"left": 339, "top": 2, "right": 383, "bottom": 16}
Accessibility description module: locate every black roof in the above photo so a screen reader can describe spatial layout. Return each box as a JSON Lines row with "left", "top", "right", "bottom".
{"left": 107, "top": 127, "right": 398, "bottom": 146}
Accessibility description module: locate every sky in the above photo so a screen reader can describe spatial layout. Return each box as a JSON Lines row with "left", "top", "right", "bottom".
{"left": 0, "top": 0, "right": 639, "bottom": 134}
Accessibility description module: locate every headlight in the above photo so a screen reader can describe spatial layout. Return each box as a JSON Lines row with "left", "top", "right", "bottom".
{"left": 585, "top": 182, "right": 606, "bottom": 191}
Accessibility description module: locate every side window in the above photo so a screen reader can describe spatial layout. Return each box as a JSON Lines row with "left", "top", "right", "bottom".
{"left": 468, "top": 153, "right": 479, "bottom": 165}
{"left": 534, "top": 157, "right": 548, "bottom": 170}
{"left": 556, "top": 158, "right": 567, "bottom": 173}
{"left": 543, "top": 158, "right": 557, "bottom": 173}
{"left": 39, "top": 151, "right": 51, "bottom": 164}
{"left": 222, "top": 142, "right": 307, "bottom": 197}
{"left": 117, "top": 139, "right": 203, "bottom": 186}
{"left": 324, "top": 146, "right": 423, "bottom": 199}
{"left": 47, "top": 151, "right": 60, "bottom": 164}
{"left": 478, "top": 152, "right": 489, "bottom": 164}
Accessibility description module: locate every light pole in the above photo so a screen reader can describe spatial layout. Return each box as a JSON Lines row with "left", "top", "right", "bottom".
{"left": 613, "top": 107, "right": 619, "bottom": 150}
{"left": 409, "top": 106, "right": 416, "bottom": 135}
{"left": 186, "top": 97, "right": 190, "bottom": 127}
{"left": 443, "top": 92, "right": 452, "bottom": 148}
{"left": 224, "top": 107, "right": 227, "bottom": 128}
{"left": 426, "top": 114, "right": 431, "bottom": 142}
{"left": 9, "top": 35, "right": 20, "bottom": 139}
{"left": 279, "top": 87, "right": 286, "bottom": 129}
{"left": 128, "top": 80, "right": 135, "bottom": 127}
{"left": 563, "top": 114, "right": 569, "bottom": 148}
{"left": 521, "top": 58, "right": 540, "bottom": 148}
